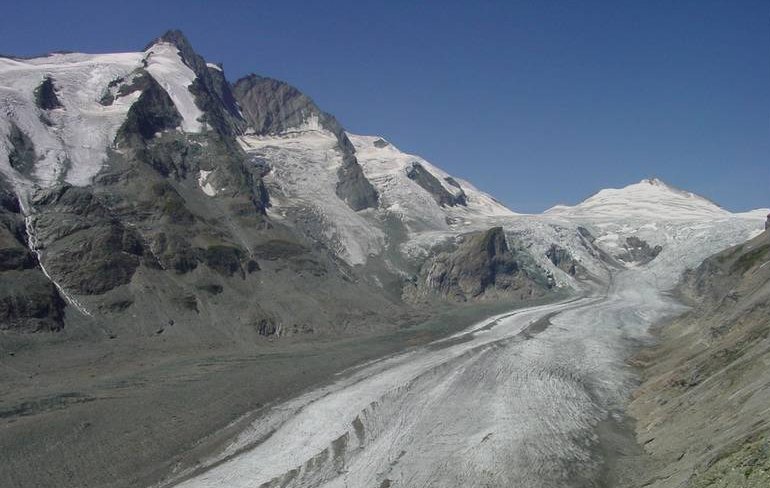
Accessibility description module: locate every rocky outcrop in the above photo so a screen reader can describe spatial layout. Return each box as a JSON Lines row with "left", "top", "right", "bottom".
{"left": 33, "top": 76, "right": 62, "bottom": 110}
{"left": 630, "top": 230, "right": 770, "bottom": 488}
{"left": 406, "top": 162, "right": 467, "bottom": 207}
{"left": 616, "top": 236, "right": 662, "bottom": 265}
{"left": 335, "top": 155, "right": 380, "bottom": 211}
{"left": 232, "top": 74, "right": 337, "bottom": 136}
{"left": 7, "top": 122, "right": 36, "bottom": 175}
{"left": 115, "top": 70, "right": 183, "bottom": 145}
{"left": 545, "top": 243, "right": 582, "bottom": 276}
{"left": 405, "top": 227, "right": 550, "bottom": 302}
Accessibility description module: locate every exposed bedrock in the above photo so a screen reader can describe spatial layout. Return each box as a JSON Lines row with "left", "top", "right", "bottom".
{"left": 616, "top": 236, "right": 662, "bottom": 265}
{"left": 33, "top": 75, "right": 63, "bottom": 110}
{"left": 406, "top": 162, "right": 466, "bottom": 207}
{"left": 545, "top": 243, "right": 583, "bottom": 277}
{"left": 0, "top": 182, "right": 65, "bottom": 332}
{"left": 405, "top": 227, "right": 551, "bottom": 302}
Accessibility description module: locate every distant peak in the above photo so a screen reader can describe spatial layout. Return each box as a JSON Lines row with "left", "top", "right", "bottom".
{"left": 144, "top": 29, "right": 192, "bottom": 52}
{"left": 545, "top": 177, "right": 729, "bottom": 220}
{"left": 640, "top": 177, "right": 665, "bottom": 186}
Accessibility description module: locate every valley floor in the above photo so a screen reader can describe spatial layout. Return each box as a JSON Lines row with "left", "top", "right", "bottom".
{"left": 0, "top": 298, "right": 557, "bottom": 488}
{"left": 164, "top": 269, "right": 685, "bottom": 488}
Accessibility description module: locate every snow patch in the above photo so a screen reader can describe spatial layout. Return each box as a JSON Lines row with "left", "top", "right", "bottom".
{"left": 198, "top": 170, "right": 217, "bottom": 196}
{"left": 144, "top": 42, "right": 204, "bottom": 133}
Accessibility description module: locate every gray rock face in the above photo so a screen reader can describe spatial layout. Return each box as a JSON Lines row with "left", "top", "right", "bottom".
{"left": 406, "top": 227, "right": 550, "bottom": 302}
{"left": 405, "top": 162, "right": 466, "bottom": 207}
{"left": 33, "top": 76, "right": 62, "bottom": 110}
{"left": 0, "top": 182, "right": 65, "bottom": 332}
{"left": 336, "top": 154, "right": 380, "bottom": 211}
{"left": 7, "top": 123, "right": 37, "bottom": 175}
{"left": 233, "top": 74, "right": 379, "bottom": 211}
{"left": 616, "top": 236, "right": 662, "bottom": 264}
{"left": 232, "top": 74, "right": 340, "bottom": 137}
{"left": 29, "top": 185, "right": 144, "bottom": 295}
{"left": 115, "top": 70, "right": 183, "bottom": 145}
{"left": 545, "top": 244, "right": 580, "bottom": 276}
{"left": 443, "top": 176, "right": 468, "bottom": 205}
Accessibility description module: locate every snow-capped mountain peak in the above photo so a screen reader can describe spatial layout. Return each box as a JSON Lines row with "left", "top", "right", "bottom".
{"left": 545, "top": 177, "right": 729, "bottom": 221}
{"left": 0, "top": 33, "right": 211, "bottom": 197}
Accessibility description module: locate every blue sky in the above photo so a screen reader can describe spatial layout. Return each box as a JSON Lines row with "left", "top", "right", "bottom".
{"left": 2, "top": 0, "right": 768, "bottom": 212}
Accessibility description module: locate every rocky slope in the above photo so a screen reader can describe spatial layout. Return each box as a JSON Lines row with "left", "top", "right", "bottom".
{"left": 630, "top": 229, "right": 770, "bottom": 488}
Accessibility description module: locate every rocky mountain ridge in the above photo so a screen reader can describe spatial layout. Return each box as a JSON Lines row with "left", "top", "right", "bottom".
{"left": 0, "top": 30, "right": 556, "bottom": 338}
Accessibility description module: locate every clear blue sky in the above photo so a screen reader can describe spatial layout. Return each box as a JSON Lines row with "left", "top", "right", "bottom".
{"left": 2, "top": 0, "right": 768, "bottom": 212}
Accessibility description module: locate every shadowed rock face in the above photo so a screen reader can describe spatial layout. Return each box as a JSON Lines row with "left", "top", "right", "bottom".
{"left": 336, "top": 155, "right": 380, "bottom": 211}
{"left": 233, "top": 74, "right": 379, "bottom": 211}
{"left": 406, "top": 163, "right": 467, "bottom": 207}
{"left": 7, "top": 123, "right": 37, "bottom": 176}
{"left": 233, "top": 74, "right": 336, "bottom": 136}
{"left": 115, "top": 70, "right": 183, "bottom": 145}
{"left": 33, "top": 76, "right": 62, "bottom": 110}
{"left": 546, "top": 244, "right": 578, "bottom": 276}
{"left": 406, "top": 227, "right": 550, "bottom": 302}
{"left": 0, "top": 182, "right": 65, "bottom": 332}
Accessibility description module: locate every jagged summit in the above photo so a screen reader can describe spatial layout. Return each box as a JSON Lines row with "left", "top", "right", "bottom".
{"left": 143, "top": 29, "right": 194, "bottom": 53}
{"left": 546, "top": 177, "right": 730, "bottom": 221}
{"left": 233, "top": 74, "right": 342, "bottom": 137}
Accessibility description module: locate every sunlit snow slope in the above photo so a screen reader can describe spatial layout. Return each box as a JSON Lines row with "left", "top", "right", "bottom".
{"left": 0, "top": 41, "right": 203, "bottom": 198}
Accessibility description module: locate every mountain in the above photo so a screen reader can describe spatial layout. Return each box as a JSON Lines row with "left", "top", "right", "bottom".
{"left": 1, "top": 30, "right": 768, "bottom": 488}
{"left": 546, "top": 178, "right": 730, "bottom": 220}
{"left": 0, "top": 30, "right": 547, "bottom": 339}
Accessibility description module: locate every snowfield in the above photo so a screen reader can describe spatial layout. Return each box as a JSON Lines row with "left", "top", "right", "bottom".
{"left": 0, "top": 41, "right": 204, "bottom": 200}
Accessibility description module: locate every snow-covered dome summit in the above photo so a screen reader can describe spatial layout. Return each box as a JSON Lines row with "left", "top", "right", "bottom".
{"left": 545, "top": 177, "right": 731, "bottom": 221}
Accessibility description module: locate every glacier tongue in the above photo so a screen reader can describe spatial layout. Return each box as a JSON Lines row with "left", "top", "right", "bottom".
{"left": 168, "top": 212, "right": 764, "bottom": 488}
